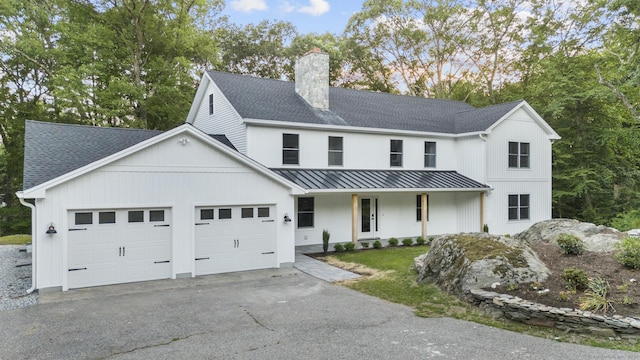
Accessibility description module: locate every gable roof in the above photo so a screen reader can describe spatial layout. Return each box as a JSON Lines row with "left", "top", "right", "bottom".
{"left": 271, "top": 168, "right": 489, "bottom": 193}
{"left": 23, "top": 121, "right": 162, "bottom": 190}
{"left": 203, "top": 71, "right": 528, "bottom": 135}
{"left": 21, "top": 121, "right": 297, "bottom": 196}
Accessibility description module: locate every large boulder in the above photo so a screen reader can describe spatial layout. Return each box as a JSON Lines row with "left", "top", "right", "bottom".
{"left": 514, "top": 219, "right": 624, "bottom": 252}
{"left": 415, "top": 233, "right": 549, "bottom": 298}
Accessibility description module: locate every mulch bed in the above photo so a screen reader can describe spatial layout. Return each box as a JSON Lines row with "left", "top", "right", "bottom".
{"left": 489, "top": 241, "right": 640, "bottom": 318}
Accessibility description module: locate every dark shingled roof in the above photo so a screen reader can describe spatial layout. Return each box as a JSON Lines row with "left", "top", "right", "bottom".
{"left": 207, "top": 71, "right": 522, "bottom": 134}
{"left": 271, "top": 169, "right": 489, "bottom": 191}
{"left": 23, "top": 121, "right": 236, "bottom": 190}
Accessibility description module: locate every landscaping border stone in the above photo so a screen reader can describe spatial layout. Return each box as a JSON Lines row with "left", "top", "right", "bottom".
{"left": 470, "top": 289, "right": 640, "bottom": 341}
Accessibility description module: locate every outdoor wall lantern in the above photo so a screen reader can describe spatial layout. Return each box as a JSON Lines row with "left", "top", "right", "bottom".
{"left": 46, "top": 223, "right": 57, "bottom": 235}
{"left": 284, "top": 214, "right": 292, "bottom": 223}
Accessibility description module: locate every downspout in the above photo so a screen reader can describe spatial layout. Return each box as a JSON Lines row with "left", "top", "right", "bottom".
{"left": 17, "top": 193, "right": 37, "bottom": 294}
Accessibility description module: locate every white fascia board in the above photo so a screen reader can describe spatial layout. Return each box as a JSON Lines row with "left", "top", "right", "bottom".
{"left": 485, "top": 101, "right": 561, "bottom": 140}
{"left": 243, "top": 118, "right": 458, "bottom": 139}
{"left": 185, "top": 73, "right": 211, "bottom": 124}
{"left": 21, "top": 124, "right": 305, "bottom": 199}
{"left": 304, "top": 187, "right": 492, "bottom": 194}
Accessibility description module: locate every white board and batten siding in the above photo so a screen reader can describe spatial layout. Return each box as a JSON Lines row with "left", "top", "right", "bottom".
{"left": 484, "top": 108, "right": 554, "bottom": 235}
{"left": 247, "top": 125, "right": 459, "bottom": 170}
{"left": 34, "top": 133, "right": 295, "bottom": 291}
{"left": 190, "top": 76, "right": 247, "bottom": 154}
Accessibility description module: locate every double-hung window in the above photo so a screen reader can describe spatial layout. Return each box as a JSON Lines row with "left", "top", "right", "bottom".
{"left": 328, "top": 136, "right": 343, "bottom": 166}
{"left": 390, "top": 139, "right": 403, "bottom": 167}
{"left": 297, "top": 197, "right": 314, "bottom": 228}
{"left": 283, "top": 134, "right": 299, "bottom": 165}
{"left": 508, "top": 194, "right": 530, "bottom": 220}
{"left": 424, "top": 141, "right": 436, "bottom": 168}
{"left": 508, "top": 142, "right": 530, "bottom": 168}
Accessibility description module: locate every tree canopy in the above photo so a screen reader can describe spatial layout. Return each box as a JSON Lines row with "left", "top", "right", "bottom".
{"left": 2, "top": 0, "right": 639, "bottom": 233}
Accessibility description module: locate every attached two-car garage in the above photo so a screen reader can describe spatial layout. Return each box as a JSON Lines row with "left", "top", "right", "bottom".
{"left": 67, "top": 205, "right": 279, "bottom": 289}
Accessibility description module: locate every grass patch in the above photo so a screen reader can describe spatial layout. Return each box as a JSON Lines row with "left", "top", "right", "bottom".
{"left": 0, "top": 234, "right": 31, "bottom": 245}
{"left": 329, "top": 246, "right": 640, "bottom": 352}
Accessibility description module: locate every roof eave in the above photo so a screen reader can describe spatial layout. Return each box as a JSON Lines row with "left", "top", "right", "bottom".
{"left": 304, "top": 187, "right": 491, "bottom": 194}
{"left": 244, "top": 118, "right": 459, "bottom": 138}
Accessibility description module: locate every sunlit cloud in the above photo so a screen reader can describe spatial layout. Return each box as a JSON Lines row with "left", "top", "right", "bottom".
{"left": 230, "top": 0, "right": 268, "bottom": 12}
{"left": 298, "top": 0, "right": 330, "bottom": 16}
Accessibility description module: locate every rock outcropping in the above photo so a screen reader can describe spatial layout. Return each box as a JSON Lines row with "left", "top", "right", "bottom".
{"left": 415, "top": 233, "right": 549, "bottom": 298}
{"left": 514, "top": 219, "right": 624, "bottom": 252}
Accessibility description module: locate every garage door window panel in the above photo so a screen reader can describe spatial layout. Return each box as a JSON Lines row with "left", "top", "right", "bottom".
{"left": 149, "top": 210, "right": 165, "bottom": 222}
{"left": 241, "top": 208, "right": 254, "bottom": 218}
{"left": 200, "top": 209, "right": 214, "bottom": 220}
{"left": 219, "top": 208, "right": 232, "bottom": 219}
{"left": 99, "top": 211, "right": 116, "bottom": 224}
{"left": 75, "top": 212, "right": 93, "bottom": 225}
{"left": 258, "top": 207, "right": 270, "bottom": 218}
{"left": 128, "top": 211, "right": 144, "bottom": 223}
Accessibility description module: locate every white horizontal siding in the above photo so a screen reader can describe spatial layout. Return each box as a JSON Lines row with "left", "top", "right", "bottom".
{"left": 34, "top": 134, "right": 294, "bottom": 290}
{"left": 247, "top": 126, "right": 458, "bottom": 170}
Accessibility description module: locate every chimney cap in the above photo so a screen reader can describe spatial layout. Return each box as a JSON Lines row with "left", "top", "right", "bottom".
{"left": 305, "top": 47, "right": 323, "bottom": 55}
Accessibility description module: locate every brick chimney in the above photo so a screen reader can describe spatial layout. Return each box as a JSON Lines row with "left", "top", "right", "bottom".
{"left": 295, "top": 48, "right": 329, "bottom": 110}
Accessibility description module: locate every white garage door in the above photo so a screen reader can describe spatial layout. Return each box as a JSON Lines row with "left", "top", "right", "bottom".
{"left": 67, "top": 208, "right": 172, "bottom": 289}
{"left": 195, "top": 205, "right": 277, "bottom": 276}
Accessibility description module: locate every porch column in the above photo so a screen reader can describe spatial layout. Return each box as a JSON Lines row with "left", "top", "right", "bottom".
{"left": 480, "top": 192, "right": 485, "bottom": 231}
{"left": 351, "top": 194, "right": 358, "bottom": 243}
{"left": 421, "top": 193, "right": 428, "bottom": 239}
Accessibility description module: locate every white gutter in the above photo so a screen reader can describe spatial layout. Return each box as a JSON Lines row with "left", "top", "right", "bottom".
{"left": 17, "top": 193, "right": 36, "bottom": 294}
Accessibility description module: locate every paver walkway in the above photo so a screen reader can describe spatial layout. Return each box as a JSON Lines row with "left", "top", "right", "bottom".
{"left": 294, "top": 245, "right": 361, "bottom": 282}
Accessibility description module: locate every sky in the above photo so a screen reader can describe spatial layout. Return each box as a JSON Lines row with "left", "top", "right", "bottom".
{"left": 221, "top": 0, "right": 366, "bottom": 34}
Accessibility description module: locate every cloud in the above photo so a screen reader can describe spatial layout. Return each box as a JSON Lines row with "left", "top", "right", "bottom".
{"left": 230, "top": 0, "right": 268, "bottom": 12}
{"left": 298, "top": 0, "right": 330, "bottom": 16}
{"left": 280, "top": 1, "right": 295, "bottom": 13}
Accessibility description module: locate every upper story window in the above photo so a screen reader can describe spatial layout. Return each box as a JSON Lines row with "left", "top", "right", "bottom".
{"left": 424, "top": 141, "right": 436, "bottom": 168}
{"left": 328, "top": 136, "right": 343, "bottom": 166}
{"left": 390, "top": 139, "right": 403, "bottom": 167}
{"left": 283, "top": 133, "right": 299, "bottom": 165}
{"left": 508, "top": 194, "right": 530, "bottom": 221}
{"left": 208, "top": 94, "right": 214, "bottom": 115}
{"left": 508, "top": 141, "right": 529, "bottom": 168}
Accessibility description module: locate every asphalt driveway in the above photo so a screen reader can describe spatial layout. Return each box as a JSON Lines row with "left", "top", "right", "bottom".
{"left": 0, "top": 268, "right": 637, "bottom": 359}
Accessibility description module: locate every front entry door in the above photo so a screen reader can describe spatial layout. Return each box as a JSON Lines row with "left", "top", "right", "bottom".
{"left": 359, "top": 197, "right": 377, "bottom": 239}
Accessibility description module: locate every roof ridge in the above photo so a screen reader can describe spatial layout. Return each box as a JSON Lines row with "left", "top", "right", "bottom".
{"left": 26, "top": 120, "right": 163, "bottom": 133}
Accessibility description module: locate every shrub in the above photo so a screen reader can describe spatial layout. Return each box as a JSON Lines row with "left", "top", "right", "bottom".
{"left": 322, "top": 229, "right": 330, "bottom": 254}
{"left": 373, "top": 240, "right": 382, "bottom": 249}
{"left": 344, "top": 242, "right": 355, "bottom": 252}
{"left": 561, "top": 266, "right": 589, "bottom": 290}
{"left": 402, "top": 238, "right": 413, "bottom": 246}
{"left": 615, "top": 236, "right": 640, "bottom": 269}
{"left": 428, "top": 236, "right": 434, "bottom": 245}
{"left": 483, "top": 224, "right": 489, "bottom": 233}
{"left": 579, "top": 277, "right": 615, "bottom": 314}
{"left": 611, "top": 209, "right": 640, "bottom": 232}
{"left": 360, "top": 241, "right": 369, "bottom": 248}
{"left": 415, "top": 236, "right": 426, "bottom": 246}
{"left": 387, "top": 237, "right": 399, "bottom": 247}
{"left": 556, "top": 233, "right": 585, "bottom": 255}
{"left": 333, "top": 243, "right": 345, "bottom": 252}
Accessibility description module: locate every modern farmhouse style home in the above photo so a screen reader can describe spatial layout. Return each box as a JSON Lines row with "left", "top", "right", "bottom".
{"left": 19, "top": 49, "right": 559, "bottom": 291}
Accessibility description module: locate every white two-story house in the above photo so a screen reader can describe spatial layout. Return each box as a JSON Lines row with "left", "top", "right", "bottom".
{"left": 186, "top": 48, "right": 560, "bottom": 246}
{"left": 18, "top": 48, "right": 559, "bottom": 292}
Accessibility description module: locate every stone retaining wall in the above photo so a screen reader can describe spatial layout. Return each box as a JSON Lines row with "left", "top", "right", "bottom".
{"left": 470, "top": 289, "right": 640, "bottom": 341}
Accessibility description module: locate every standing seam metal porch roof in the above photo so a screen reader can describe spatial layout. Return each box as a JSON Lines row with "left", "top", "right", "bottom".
{"left": 271, "top": 169, "right": 489, "bottom": 191}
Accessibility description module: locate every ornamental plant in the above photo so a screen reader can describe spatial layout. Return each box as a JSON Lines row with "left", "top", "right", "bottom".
{"left": 322, "top": 229, "right": 330, "bottom": 254}
{"left": 373, "top": 240, "right": 382, "bottom": 249}
{"left": 344, "top": 242, "right": 355, "bottom": 252}
{"left": 556, "top": 233, "right": 586, "bottom": 255}
{"left": 333, "top": 243, "right": 345, "bottom": 252}
{"left": 402, "top": 238, "right": 413, "bottom": 246}
{"left": 387, "top": 237, "right": 399, "bottom": 247}
{"left": 615, "top": 236, "right": 640, "bottom": 269}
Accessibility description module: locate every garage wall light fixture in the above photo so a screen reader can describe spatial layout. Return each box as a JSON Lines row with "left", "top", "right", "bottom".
{"left": 46, "top": 223, "right": 57, "bottom": 235}
{"left": 178, "top": 137, "right": 190, "bottom": 145}
{"left": 284, "top": 214, "right": 292, "bottom": 223}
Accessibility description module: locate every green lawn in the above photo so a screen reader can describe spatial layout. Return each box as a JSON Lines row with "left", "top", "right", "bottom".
{"left": 330, "top": 246, "right": 640, "bottom": 352}
{"left": 0, "top": 234, "right": 31, "bottom": 245}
